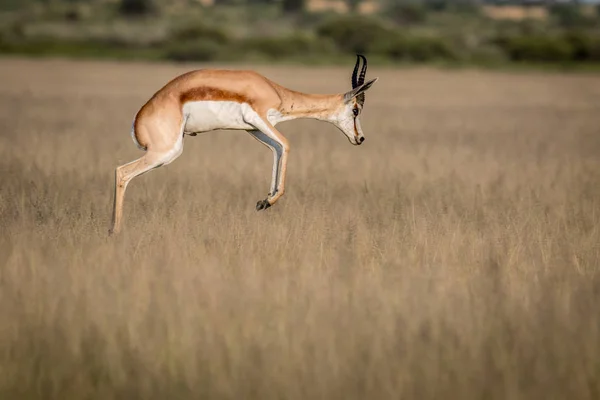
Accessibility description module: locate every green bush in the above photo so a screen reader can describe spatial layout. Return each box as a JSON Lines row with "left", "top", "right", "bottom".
{"left": 282, "top": 0, "right": 305, "bottom": 14}
{"left": 345, "top": 0, "right": 362, "bottom": 13}
{"left": 386, "top": 2, "right": 428, "bottom": 25}
{"left": 118, "top": 0, "right": 155, "bottom": 17}
{"left": 0, "top": 37, "right": 159, "bottom": 59}
{"left": 375, "top": 34, "right": 457, "bottom": 62}
{"left": 425, "top": 0, "right": 449, "bottom": 12}
{"left": 408, "top": 35, "right": 456, "bottom": 61}
{"left": 373, "top": 34, "right": 408, "bottom": 60}
{"left": 0, "top": 0, "right": 32, "bottom": 12}
{"left": 564, "top": 31, "right": 600, "bottom": 62}
{"left": 164, "top": 23, "right": 230, "bottom": 62}
{"left": 241, "top": 34, "right": 334, "bottom": 59}
{"left": 316, "top": 15, "right": 392, "bottom": 54}
{"left": 497, "top": 35, "right": 574, "bottom": 63}
{"left": 169, "top": 24, "right": 230, "bottom": 45}
{"left": 549, "top": 4, "right": 589, "bottom": 28}
{"left": 163, "top": 39, "right": 224, "bottom": 62}
{"left": 468, "top": 45, "right": 508, "bottom": 65}
{"left": 447, "top": 0, "right": 480, "bottom": 15}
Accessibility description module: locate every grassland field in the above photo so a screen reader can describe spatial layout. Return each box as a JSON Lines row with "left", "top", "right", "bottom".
{"left": 0, "top": 57, "right": 600, "bottom": 399}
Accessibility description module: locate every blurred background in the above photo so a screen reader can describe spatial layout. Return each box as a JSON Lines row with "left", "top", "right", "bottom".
{"left": 1, "top": 0, "right": 599, "bottom": 68}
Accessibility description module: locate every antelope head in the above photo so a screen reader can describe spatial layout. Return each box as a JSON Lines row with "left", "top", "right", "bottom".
{"left": 329, "top": 55, "right": 378, "bottom": 146}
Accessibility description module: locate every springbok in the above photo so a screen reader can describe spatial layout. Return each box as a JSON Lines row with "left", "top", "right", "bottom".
{"left": 109, "top": 55, "right": 378, "bottom": 235}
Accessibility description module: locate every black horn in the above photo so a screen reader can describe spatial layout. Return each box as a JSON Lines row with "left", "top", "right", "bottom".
{"left": 351, "top": 55, "right": 361, "bottom": 89}
{"left": 351, "top": 54, "right": 368, "bottom": 106}
{"left": 357, "top": 54, "right": 367, "bottom": 86}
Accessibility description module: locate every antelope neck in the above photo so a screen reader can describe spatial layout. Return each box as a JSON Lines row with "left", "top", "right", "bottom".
{"left": 275, "top": 87, "right": 342, "bottom": 121}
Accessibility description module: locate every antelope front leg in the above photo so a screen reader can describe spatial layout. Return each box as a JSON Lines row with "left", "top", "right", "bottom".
{"left": 246, "top": 122, "right": 289, "bottom": 211}
{"left": 256, "top": 139, "right": 288, "bottom": 211}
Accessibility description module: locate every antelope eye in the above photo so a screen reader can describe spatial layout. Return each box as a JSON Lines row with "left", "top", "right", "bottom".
{"left": 352, "top": 108, "right": 359, "bottom": 117}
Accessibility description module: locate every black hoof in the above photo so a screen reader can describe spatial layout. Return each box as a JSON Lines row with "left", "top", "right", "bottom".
{"left": 256, "top": 199, "right": 272, "bottom": 211}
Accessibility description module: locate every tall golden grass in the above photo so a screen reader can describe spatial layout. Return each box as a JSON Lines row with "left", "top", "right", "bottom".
{"left": 0, "top": 58, "right": 599, "bottom": 399}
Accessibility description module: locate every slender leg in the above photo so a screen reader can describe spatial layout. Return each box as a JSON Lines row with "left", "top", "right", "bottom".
{"left": 247, "top": 129, "right": 282, "bottom": 201}
{"left": 244, "top": 117, "right": 289, "bottom": 210}
{"left": 109, "top": 135, "right": 185, "bottom": 236}
{"left": 109, "top": 153, "right": 163, "bottom": 236}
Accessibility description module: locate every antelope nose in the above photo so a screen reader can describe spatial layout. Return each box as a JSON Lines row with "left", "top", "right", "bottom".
{"left": 359, "top": 137, "right": 365, "bottom": 144}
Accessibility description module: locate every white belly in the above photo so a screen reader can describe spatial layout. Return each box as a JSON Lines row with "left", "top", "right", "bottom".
{"left": 183, "top": 101, "right": 255, "bottom": 133}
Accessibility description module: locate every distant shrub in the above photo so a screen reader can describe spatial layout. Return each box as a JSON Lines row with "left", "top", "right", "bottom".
{"left": 5, "top": 20, "right": 25, "bottom": 39}
{"left": 0, "top": 0, "right": 29, "bottom": 12}
{"left": 345, "top": 0, "right": 362, "bottom": 13}
{"left": 169, "top": 24, "right": 230, "bottom": 45}
{"left": 375, "top": 34, "right": 457, "bottom": 62}
{"left": 163, "top": 39, "right": 223, "bottom": 62}
{"left": 549, "top": 4, "right": 589, "bottom": 28}
{"left": 497, "top": 35, "right": 574, "bottom": 63}
{"left": 241, "top": 34, "right": 334, "bottom": 59}
{"left": 64, "top": 9, "right": 80, "bottom": 22}
{"left": 118, "top": 0, "right": 155, "bottom": 17}
{"left": 282, "top": 0, "right": 305, "bottom": 14}
{"left": 164, "top": 22, "right": 230, "bottom": 62}
{"left": 386, "top": 2, "right": 428, "bottom": 25}
{"left": 564, "top": 31, "right": 600, "bottom": 62}
{"left": 373, "top": 34, "right": 408, "bottom": 59}
{"left": 425, "top": 0, "right": 449, "bottom": 12}
{"left": 469, "top": 45, "right": 508, "bottom": 65}
{"left": 241, "top": 37, "right": 298, "bottom": 59}
{"left": 447, "top": 0, "right": 480, "bottom": 15}
{"left": 316, "top": 15, "right": 392, "bottom": 54}
{"left": 408, "top": 36, "right": 457, "bottom": 61}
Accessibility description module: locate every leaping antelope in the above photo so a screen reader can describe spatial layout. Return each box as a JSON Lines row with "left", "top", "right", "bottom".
{"left": 109, "top": 55, "right": 378, "bottom": 235}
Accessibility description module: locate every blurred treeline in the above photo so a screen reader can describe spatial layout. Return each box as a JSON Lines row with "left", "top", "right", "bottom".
{"left": 1, "top": 0, "right": 599, "bottom": 67}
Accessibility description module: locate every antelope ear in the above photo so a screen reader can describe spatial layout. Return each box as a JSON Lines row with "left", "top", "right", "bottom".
{"left": 344, "top": 77, "right": 379, "bottom": 103}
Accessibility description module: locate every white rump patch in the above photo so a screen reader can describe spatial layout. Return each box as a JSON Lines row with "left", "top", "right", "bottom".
{"left": 159, "top": 116, "right": 187, "bottom": 166}
{"left": 130, "top": 122, "right": 146, "bottom": 151}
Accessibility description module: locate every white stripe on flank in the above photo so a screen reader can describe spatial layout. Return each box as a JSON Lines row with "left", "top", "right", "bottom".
{"left": 183, "top": 101, "right": 255, "bottom": 133}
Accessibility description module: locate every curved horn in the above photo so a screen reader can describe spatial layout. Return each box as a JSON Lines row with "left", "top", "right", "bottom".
{"left": 356, "top": 54, "right": 368, "bottom": 106}
{"left": 351, "top": 55, "right": 361, "bottom": 89}
{"left": 357, "top": 54, "right": 367, "bottom": 86}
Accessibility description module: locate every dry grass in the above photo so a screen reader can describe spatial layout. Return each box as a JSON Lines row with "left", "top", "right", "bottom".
{"left": 1, "top": 58, "right": 600, "bottom": 399}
